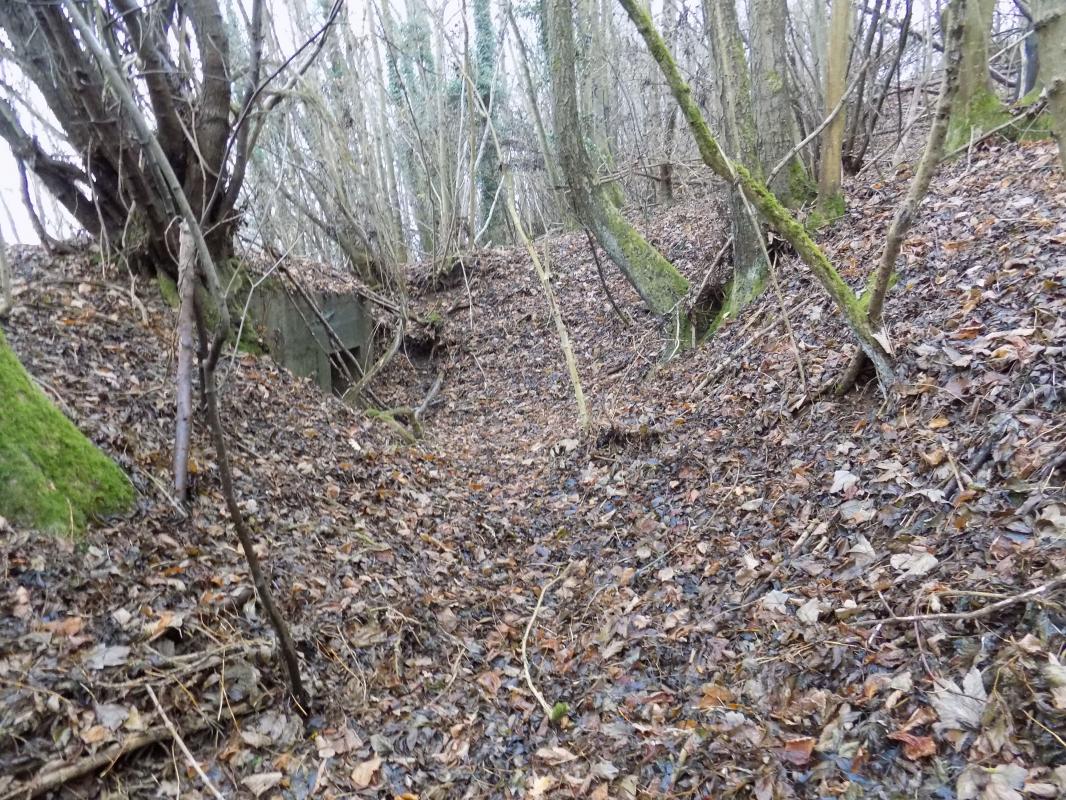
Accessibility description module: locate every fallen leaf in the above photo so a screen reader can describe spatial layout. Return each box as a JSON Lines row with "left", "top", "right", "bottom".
{"left": 887, "top": 730, "right": 937, "bottom": 759}
{"left": 94, "top": 703, "right": 129, "bottom": 731}
{"left": 350, "top": 756, "right": 382, "bottom": 788}
{"left": 535, "top": 745, "right": 578, "bottom": 765}
{"left": 830, "top": 470, "right": 859, "bottom": 494}
{"left": 85, "top": 644, "right": 130, "bottom": 670}
{"left": 529, "top": 775, "right": 557, "bottom": 798}
{"left": 697, "top": 683, "right": 734, "bottom": 708}
{"left": 890, "top": 550, "right": 938, "bottom": 578}
{"left": 796, "top": 598, "right": 827, "bottom": 625}
{"left": 778, "top": 736, "right": 816, "bottom": 765}
{"left": 932, "top": 667, "right": 988, "bottom": 731}
{"left": 242, "top": 771, "right": 284, "bottom": 797}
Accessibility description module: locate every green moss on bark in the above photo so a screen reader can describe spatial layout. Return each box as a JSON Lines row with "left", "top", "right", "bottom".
{"left": 946, "top": 88, "right": 1010, "bottom": 151}
{"left": 0, "top": 330, "right": 133, "bottom": 533}
{"left": 157, "top": 272, "right": 180, "bottom": 308}
{"left": 811, "top": 191, "right": 845, "bottom": 229}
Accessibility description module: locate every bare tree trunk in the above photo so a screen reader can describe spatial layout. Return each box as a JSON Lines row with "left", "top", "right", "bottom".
{"left": 947, "top": 0, "right": 1006, "bottom": 149}
{"left": 833, "top": 0, "right": 969, "bottom": 394}
{"left": 750, "top": 0, "right": 811, "bottom": 207}
{"left": 817, "top": 0, "right": 852, "bottom": 221}
{"left": 173, "top": 226, "right": 196, "bottom": 503}
{"left": 704, "top": 0, "right": 764, "bottom": 309}
{"left": 0, "top": 226, "right": 11, "bottom": 320}
{"left": 619, "top": 0, "right": 896, "bottom": 388}
{"left": 545, "top": 0, "right": 695, "bottom": 352}
{"left": 1034, "top": 0, "right": 1066, "bottom": 170}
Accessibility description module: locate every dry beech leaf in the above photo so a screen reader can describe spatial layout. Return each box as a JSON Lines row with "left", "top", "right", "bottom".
{"left": 350, "top": 755, "right": 382, "bottom": 788}
{"left": 778, "top": 736, "right": 816, "bottom": 765}
{"left": 535, "top": 745, "right": 578, "bottom": 765}
{"left": 242, "top": 771, "right": 284, "bottom": 797}
{"left": 888, "top": 730, "right": 937, "bottom": 759}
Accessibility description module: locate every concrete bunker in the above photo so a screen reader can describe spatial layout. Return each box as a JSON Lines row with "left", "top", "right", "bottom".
{"left": 240, "top": 257, "right": 373, "bottom": 396}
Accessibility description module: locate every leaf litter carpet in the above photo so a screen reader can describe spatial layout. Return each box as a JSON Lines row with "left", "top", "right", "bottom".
{"left": 2, "top": 140, "right": 1065, "bottom": 799}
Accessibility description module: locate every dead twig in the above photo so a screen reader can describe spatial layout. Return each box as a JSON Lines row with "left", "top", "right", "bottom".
{"left": 863, "top": 573, "right": 1066, "bottom": 625}
{"left": 0, "top": 703, "right": 255, "bottom": 800}
{"left": 521, "top": 563, "right": 573, "bottom": 718}
{"left": 944, "top": 385, "right": 1063, "bottom": 499}
{"left": 145, "top": 685, "right": 225, "bottom": 800}
{"left": 585, "top": 229, "right": 632, "bottom": 327}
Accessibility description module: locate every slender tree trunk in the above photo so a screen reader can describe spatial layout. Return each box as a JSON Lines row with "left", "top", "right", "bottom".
{"left": 843, "top": 0, "right": 884, "bottom": 173}
{"left": 749, "top": 0, "right": 811, "bottom": 207}
{"left": 509, "top": 9, "right": 566, "bottom": 205}
{"left": 619, "top": 0, "right": 896, "bottom": 387}
{"left": 546, "top": 0, "right": 694, "bottom": 352}
{"left": 818, "top": 0, "right": 852, "bottom": 221}
{"left": 834, "top": 0, "right": 969, "bottom": 393}
{"left": 0, "top": 226, "right": 11, "bottom": 319}
{"left": 947, "top": 0, "right": 1006, "bottom": 149}
{"left": 704, "top": 0, "right": 764, "bottom": 309}
{"left": 1033, "top": 0, "right": 1066, "bottom": 170}
{"left": 173, "top": 226, "right": 196, "bottom": 503}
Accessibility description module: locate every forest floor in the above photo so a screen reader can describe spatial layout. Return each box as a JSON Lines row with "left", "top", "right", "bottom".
{"left": 2, "top": 139, "right": 1065, "bottom": 800}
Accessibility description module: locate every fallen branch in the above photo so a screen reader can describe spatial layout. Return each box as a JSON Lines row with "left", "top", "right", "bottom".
{"left": 0, "top": 703, "right": 255, "bottom": 800}
{"left": 146, "top": 685, "right": 225, "bottom": 800}
{"left": 944, "top": 385, "right": 1062, "bottom": 499}
{"left": 944, "top": 94, "right": 1049, "bottom": 160}
{"left": 521, "top": 564, "right": 573, "bottom": 719}
{"left": 585, "top": 229, "right": 632, "bottom": 327}
{"left": 862, "top": 573, "right": 1066, "bottom": 625}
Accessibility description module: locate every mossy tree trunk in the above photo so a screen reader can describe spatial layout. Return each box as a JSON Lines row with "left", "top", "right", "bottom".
{"left": 749, "top": 0, "right": 812, "bottom": 208}
{"left": 619, "top": 0, "right": 896, "bottom": 388}
{"left": 473, "top": 0, "right": 504, "bottom": 241}
{"left": 946, "top": 0, "right": 1008, "bottom": 150}
{"left": 0, "top": 331, "right": 133, "bottom": 533}
{"left": 817, "top": 0, "right": 851, "bottom": 222}
{"left": 1033, "top": 1, "right": 1066, "bottom": 170}
{"left": 703, "top": 0, "right": 765, "bottom": 312}
{"left": 834, "top": 0, "right": 968, "bottom": 394}
{"left": 545, "top": 0, "right": 696, "bottom": 352}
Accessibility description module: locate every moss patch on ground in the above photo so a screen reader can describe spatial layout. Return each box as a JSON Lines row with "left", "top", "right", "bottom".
{"left": 0, "top": 330, "right": 133, "bottom": 534}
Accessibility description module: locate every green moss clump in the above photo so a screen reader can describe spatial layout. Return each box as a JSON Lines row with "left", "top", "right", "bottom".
{"left": 946, "top": 89, "right": 1011, "bottom": 152}
{"left": 809, "top": 191, "right": 846, "bottom": 230}
{"left": 0, "top": 331, "right": 134, "bottom": 534}
{"left": 786, "top": 159, "right": 817, "bottom": 208}
{"left": 157, "top": 272, "right": 179, "bottom": 309}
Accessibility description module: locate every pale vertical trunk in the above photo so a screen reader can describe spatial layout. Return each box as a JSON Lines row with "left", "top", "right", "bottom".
{"left": 1033, "top": 0, "right": 1066, "bottom": 170}
{"left": 369, "top": 20, "right": 407, "bottom": 262}
{"left": 947, "top": 0, "right": 1004, "bottom": 148}
{"left": 704, "top": 0, "right": 763, "bottom": 306}
{"left": 656, "top": 0, "right": 679, "bottom": 205}
{"left": 750, "top": 0, "right": 809, "bottom": 206}
{"left": 809, "top": 0, "right": 828, "bottom": 106}
{"left": 509, "top": 9, "right": 563, "bottom": 197}
{"left": 818, "top": 0, "right": 851, "bottom": 218}
{"left": 0, "top": 225, "right": 11, "bottom": 319}
{"left": 894, "top": 9, "right": 934, "bottom": 166}
{"left": 173, "top": 225, "right": 195, "bottom": 503}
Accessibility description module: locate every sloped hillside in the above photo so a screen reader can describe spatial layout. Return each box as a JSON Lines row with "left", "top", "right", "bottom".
{"left": 1, "top": 139, "right": 1064, "bottom": 799}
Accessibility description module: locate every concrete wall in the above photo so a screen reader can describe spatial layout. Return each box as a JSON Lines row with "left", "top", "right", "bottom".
{"left": 247, "top": 284, "right": 372, "bottom": 394}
